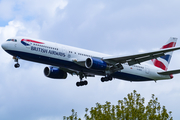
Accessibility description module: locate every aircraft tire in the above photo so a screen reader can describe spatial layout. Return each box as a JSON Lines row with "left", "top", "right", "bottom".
{"left": 84, "top": 80, "right": 88, "bottom": 85}
{"left": 109, "top": 76, "right": 112, "bottom": 81}
{"left": 76, "top": 82, "right": 80, "bottom": 87}
{"left": 14, "top": 63, "right": 20, "bottom": 68}
{"left": 76, "top": 81, "right": 88, "bottom": 87}
{"left": 101, "top": 77, "right": 105, "bottom": 82}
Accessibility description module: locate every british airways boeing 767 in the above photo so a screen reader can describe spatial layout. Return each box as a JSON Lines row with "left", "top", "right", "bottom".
{"left": 1, "top": 37, "right": 180, "bottom": 87}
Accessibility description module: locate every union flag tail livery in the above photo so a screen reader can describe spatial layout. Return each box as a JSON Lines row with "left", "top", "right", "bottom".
{"left": 152, "top": 37, "right": 177, "bottom": 71}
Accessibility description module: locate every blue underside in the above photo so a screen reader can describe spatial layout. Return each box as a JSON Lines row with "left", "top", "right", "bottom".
{"left": 5, "top": 50, "right": 153, "bottom": 81}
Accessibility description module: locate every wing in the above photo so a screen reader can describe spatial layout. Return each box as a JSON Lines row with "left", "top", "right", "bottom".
{"left": 103, "top": 47, "right": 180, "bottom": 66}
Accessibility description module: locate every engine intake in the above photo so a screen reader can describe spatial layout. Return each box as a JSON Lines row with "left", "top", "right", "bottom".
{"left": 44, "top": 67, "right": 67, "bottom": 79}
{"left": 85, "top": 58, "right": 107, "bottom": 71}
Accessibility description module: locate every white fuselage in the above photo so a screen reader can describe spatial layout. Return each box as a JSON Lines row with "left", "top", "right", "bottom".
{"left": 1, "top": 37, "right": 172, "bottom": 81}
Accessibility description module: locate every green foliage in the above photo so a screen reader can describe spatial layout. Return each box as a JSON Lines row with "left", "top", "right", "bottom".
{"left": 63, "top": 90, "right": 173, "bottom": 120}
{"left": 63, "top": 109, "right": 81, "bottom": 120}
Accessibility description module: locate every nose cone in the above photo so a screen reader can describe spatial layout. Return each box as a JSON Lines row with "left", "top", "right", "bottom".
{"left": 1, "top": 42, "right": 8, "bottom": 50}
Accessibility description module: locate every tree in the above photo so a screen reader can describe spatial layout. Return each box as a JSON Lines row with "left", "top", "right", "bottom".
{"left": 63, "top": 90, "right": 173, "bottom": 120}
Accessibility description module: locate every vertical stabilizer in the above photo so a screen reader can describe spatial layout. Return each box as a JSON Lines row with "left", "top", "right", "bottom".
{"left": 152, "top": 37, "right": 177, "bottom": 71}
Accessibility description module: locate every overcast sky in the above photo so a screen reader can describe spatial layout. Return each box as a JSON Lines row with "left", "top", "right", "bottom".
{"left": 1, "top": 0, "right": 180, "bottom": 119}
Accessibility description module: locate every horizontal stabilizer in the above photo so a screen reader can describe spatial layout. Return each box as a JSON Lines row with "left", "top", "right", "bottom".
{"left": 158, "top": 69, "right": 180, "bottom": 75}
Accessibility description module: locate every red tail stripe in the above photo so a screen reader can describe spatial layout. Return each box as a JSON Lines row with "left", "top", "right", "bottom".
{"left": 161, "top": 42, "right": 176, "bottom": 49}
{"left": 153, "top": 59, "right": 167, "bottom": 71}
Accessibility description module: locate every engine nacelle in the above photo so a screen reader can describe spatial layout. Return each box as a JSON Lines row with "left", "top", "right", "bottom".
{"left": 44, "top": 67, "right": 67, "bottom": 79}
{"left": 85, "top": 57, "right": 107, "bottom": 70}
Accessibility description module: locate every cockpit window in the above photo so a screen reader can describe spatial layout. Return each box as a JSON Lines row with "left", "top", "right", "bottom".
{"left": 7, "top": 39, "right": 17, "bottom": 42}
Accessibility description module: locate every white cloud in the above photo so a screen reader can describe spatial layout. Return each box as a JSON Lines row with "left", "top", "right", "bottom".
{"left": 15, "top": 0, "right": 68, "bottom": 20}
{"left": 77, "top": 2, "right": 105, "bottom": 30}
{"left": 0, "top": 21, "right": 23, "bottom": 41}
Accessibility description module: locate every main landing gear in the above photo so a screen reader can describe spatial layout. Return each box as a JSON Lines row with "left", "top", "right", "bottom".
{"left": 101, "top": 76, "right": 113, "bottom": 82}
{"left": 13, "top": 56, "right": 20, "bottom": 68}
{"left": 76, "top": 74, "right": 88, "bottom": 87}
{"left": 76, "top": 81, "right": 88, "bottom": 87}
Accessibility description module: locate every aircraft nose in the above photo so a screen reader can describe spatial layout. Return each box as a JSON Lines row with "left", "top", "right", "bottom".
{"left": 1, "top": 42, "right": 8, "bottom": 50}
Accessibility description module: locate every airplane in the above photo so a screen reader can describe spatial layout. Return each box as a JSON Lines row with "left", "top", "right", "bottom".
{"left": 1, "top": 37, "right": 180, "bottom": 87}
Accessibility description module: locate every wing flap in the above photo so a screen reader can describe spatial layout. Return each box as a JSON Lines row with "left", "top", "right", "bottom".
{"left": 158, "top": 69, "right": 180, "bottom": 75}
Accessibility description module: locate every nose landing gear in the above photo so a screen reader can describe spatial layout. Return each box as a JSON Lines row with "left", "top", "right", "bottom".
{"left": 14, "top": 63, "right": 20, "bottom": 68}
{"left": 13, "top": 56, "right": 20, "bottom": 68}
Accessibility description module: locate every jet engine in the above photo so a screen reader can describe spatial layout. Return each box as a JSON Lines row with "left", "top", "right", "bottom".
{"left": 85, "top": 57, "right": 107, "bottom": 70}
{"left": 44, "top": 66, "right": 67, "bottom": 79}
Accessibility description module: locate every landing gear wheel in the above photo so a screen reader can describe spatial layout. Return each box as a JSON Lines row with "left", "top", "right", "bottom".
{"left": 84, "top": 80, "right": 88, "bottom": 85}
{"left": 14, "top": 63, "right": 20, "bottom": 68}
{"left": 76, "top": 73, "right": 89, "bottom": 87}
{"left": 109, "top": 76, "right": 112, "bottom": 81}
{"left": 101, "top": 76, "right": 113, "bottom": 82}
{"left": 101, "top": 77, "right": 105, "bottom": 82}
{"left": 76, "top": 81, "right": 88, "bottom": 87}
{"left": 76, "top": 82, "right": 80, "bottom": 87}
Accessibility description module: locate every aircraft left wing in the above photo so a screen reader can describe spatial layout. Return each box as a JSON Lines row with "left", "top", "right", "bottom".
{"left": 103, "top": 47, "right": 180, "bottom": 66}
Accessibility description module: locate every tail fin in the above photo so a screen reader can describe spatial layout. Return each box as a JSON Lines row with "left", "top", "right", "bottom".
{"left": 152, "top": 37, "right": 177, "bottom": 71}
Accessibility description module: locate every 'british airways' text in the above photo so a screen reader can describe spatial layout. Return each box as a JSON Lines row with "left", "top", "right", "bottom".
{"left": 31, "top": 46, "right": 66, "bottom": 57}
